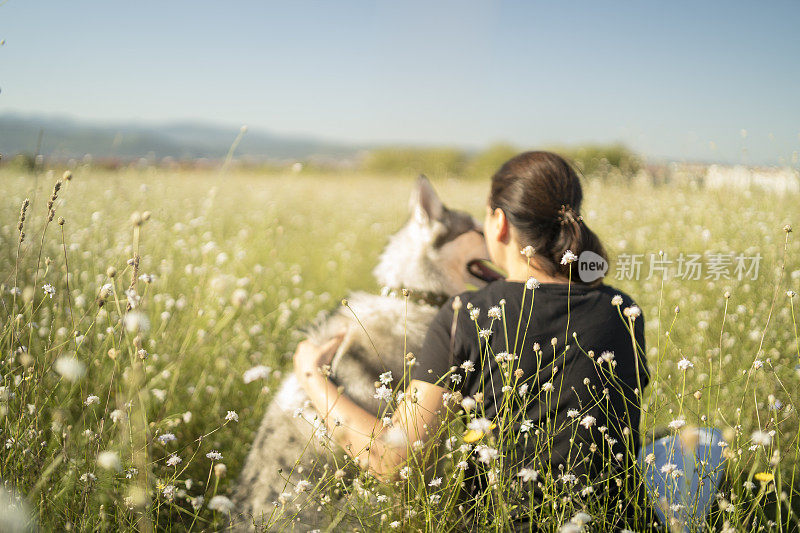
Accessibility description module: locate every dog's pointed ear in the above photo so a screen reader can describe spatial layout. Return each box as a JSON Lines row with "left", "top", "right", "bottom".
{"left": 409, "top": 175, "right": 444, "bottom": 225}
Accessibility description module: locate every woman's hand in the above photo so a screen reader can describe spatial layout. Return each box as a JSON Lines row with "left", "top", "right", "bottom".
{"left": 293, "top": 335, "right": 344, "bottom": 382}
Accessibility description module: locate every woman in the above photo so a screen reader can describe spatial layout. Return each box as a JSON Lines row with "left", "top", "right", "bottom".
{"left": 294, "top": 151, "right": 652, "bottom": 529}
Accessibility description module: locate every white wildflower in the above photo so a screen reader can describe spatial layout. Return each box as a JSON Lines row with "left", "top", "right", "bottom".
{"left": 623, "top": 305, "right": 641, "bottom": 319}
{"left": 660, "top": 463, "right": 677, "bottom": 475}
{"left": 468, "top": 418, "right": 493, "bottom": 433}
{"left": 54, "top": 355, "right": 86, "bottom": 382}
{"left": 97, "top": 451, "right": 121, "bottom": 471}
{"left": 611, "top": 294, "right": 624, "bottom": 306}
{"left": 243, "top": 365, "right": 271, "bottom": 383}
{"left": 580, "top": 415, "right": 596, "bottom": 429}
{"left": 225, "top": 410, "right": 239, "bottom": 422}
{"left": 518, "top": 468, "right": 539, "bottom": 482}
{"left": 677, "top": 358, "right": 693, "bottom": 371}
{"left": 166, "top": 454, "right": 182, "bottom": 466}
{"left": 207, "top": 495, "right": 234, "bottom": 514}
{"left": 571, "top": 512, "right": 592, "bottom": 526}
{"left": 561, "top": 250, "right": 578, "bottom": 264}
{"left": 428, "top": 477, "right": 442, "bottom": 487}
{"left": 100, "top": 282, "right": 114, "bottom": 296}
{"left": 231, "top": 288, "right": 248, "bottom": 307}
{"left": 526, "top": 277, "right": 540, "bottom": 290}
{"left": 560, "top": 473, "right": 577, "bottom": 484}
{"left": 598, "top": 351, "right": 615, "bottom": 365}
{"left": 42, "top": 284, "right": 56, "bottom": 298}
{"left": 487, "top": 306, "right": 501, "bottom": 319}
{"left": 751, "top": 430, "right": 772, "bottom": 446}
{"left": 206, "top": 450, "right": 223, "bottom": 461}
{"left": 374, "top": 385, "right": 393, "bottom": 402}
{"left": 84, "top": 395, "right": 100, "bottom": 406}
{"left": 379, "top": 371, "right": 393, "bottom": 385}
{"left": 461, "top": 397, "right": 476, "bottom": 412}
{"left": 162, "top": 485, "right": 176, "bottom": 500}
{"left": 123, "top": 311, "right": 150, "bottom": 333}
{"left": 475, "top": 445, "right": 499, "bottom": 464}
{"left": 668, "top": 418, "right": 686, "bottom": 431}
{"left": 158, "top": 433, "right": 177, "bottom": 445}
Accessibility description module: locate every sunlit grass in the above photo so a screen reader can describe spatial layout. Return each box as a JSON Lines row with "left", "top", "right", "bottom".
{"left": 0, "top": 165, "right": 798, "bottom": 531}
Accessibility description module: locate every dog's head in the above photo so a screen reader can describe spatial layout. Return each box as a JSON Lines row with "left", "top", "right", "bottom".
{"left": 373, "top": 176, "right": 502, "bottom": 297}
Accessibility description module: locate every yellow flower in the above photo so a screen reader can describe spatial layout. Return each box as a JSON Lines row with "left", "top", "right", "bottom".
{"left": 463, "top": 423, "right": 496, "bottom": 443}
{"left": 755, "top": 472, "right": 774, "bottom": 483}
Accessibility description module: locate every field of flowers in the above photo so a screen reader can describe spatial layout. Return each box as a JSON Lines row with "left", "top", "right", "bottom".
{"left": 1, "top": 165, "right": 799, "bottom": 532}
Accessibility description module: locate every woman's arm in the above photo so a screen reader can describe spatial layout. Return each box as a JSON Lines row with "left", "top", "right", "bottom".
{"left": 293, "top": 338, "right": 448, "bottom": 480}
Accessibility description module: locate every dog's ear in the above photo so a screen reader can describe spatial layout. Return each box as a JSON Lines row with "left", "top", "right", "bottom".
{"left": 410, "top": 175, "right": 444, "bottom": 225}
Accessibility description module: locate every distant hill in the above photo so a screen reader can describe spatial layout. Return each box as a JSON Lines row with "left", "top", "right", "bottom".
{"left": 0, "top": 113, "right": 363, "bottom": 161}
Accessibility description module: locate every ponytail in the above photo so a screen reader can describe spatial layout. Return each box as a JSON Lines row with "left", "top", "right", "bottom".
{"left": 489, "top": 151, "right": 608, "bottom": 283}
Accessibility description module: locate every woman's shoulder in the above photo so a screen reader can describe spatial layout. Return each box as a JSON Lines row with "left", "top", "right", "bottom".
{"left": 451, "top": 279, "right": 519, "bottom": 307}
{"left": 429, "top": 281, "right": 515, "bottom": 326}
{"left": 442, "top": 280, "right": 642, "bottom": 319}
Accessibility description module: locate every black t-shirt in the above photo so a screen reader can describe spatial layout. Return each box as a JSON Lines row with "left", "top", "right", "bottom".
{"left": 412, "top": 280, "right": 651, "bottom": 526}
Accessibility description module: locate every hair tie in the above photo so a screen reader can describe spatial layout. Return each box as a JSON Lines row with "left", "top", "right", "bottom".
{"left": 558, "top": 204, "right": 583, "bottom": 226}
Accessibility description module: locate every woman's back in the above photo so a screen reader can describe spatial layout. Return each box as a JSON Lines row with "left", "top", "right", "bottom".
{"left": 413, "top": 279, "right": 651, "bottom": 527}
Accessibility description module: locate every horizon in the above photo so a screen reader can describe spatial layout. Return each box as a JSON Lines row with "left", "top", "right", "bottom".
{"left": 3, "top": 110, "right": 797, "bottom": 168}
{"left": 1, "top": 1, "right": 799, "bottom": 166}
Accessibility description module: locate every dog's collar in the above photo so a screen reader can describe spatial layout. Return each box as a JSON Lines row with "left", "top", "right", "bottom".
{"left": 381, "top": 287, "right": 450, "bottom": 308}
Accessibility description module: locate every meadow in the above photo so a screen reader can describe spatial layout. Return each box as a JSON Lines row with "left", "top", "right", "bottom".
{"left": 1, "top": 164, "right": 799, "bottom": 532}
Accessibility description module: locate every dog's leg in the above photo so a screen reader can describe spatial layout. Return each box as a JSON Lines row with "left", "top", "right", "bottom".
{"left": 231, "top": 375, "right": 335, "bottom": 531}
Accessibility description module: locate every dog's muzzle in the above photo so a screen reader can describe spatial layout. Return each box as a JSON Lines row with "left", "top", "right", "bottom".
{"left": 467, "top": 259, "right": 505, "bottom": 283}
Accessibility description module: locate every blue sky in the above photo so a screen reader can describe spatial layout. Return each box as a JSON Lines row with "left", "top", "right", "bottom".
{"left": 1, "top": 0, "right": 798, "bottom": 164}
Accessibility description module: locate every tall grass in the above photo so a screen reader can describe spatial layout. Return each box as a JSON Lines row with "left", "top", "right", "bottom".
{"left": 0, "top": 166, "right": 798, "bottom": 531}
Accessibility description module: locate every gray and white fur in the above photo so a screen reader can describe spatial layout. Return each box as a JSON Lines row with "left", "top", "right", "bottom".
{"left": 230, "top": 177, "right": 490, "bottom": 531}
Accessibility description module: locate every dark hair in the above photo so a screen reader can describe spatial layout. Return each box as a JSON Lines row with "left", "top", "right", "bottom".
{"left": 489, "top": 151, "right": 607, "bottom": 282}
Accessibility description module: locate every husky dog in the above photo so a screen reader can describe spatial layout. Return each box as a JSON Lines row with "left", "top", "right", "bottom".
{"left": 231, "top": 176, "right": 497, "bottom": 531}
